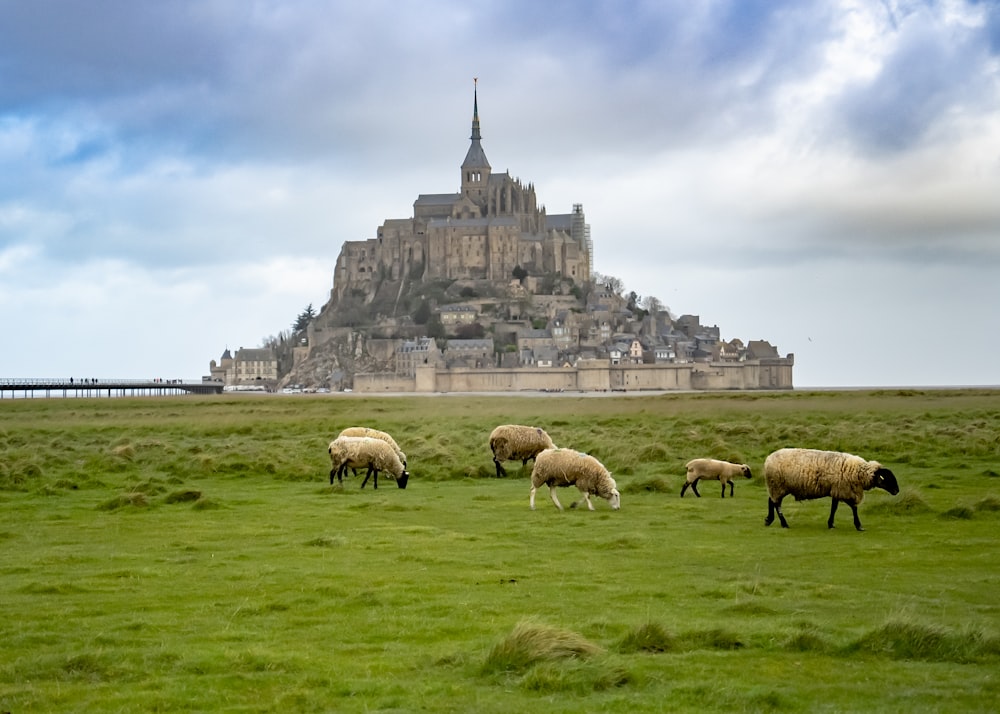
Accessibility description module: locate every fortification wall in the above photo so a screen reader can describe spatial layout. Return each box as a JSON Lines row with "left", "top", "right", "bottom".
{"left": 353, "top": 373, "right": 416, "bottom": 392}
{"left": 352, "top": 358, "right": 792, "bottom": 393}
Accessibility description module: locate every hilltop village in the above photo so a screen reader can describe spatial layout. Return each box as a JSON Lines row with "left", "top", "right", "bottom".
{"left": 208, "top": 86, "right": 793, "bottom": 393}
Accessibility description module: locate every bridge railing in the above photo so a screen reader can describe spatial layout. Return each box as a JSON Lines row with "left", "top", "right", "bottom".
{"left": 0, "top": 378, "right": 187, "bottom": 387}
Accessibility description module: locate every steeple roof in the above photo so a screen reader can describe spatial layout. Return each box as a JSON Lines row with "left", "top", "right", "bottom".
{"left": 462, "top": 78, "right": 490, "bottom": 169}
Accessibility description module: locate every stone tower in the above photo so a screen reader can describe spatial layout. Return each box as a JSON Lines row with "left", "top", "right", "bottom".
{"left": 461, "top": 78, "right": 491, "bottom": 208}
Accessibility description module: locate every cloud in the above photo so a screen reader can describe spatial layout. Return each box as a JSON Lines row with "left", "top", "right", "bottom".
{"left": 830, "top": 0, "right": 1000, "bottom": 153}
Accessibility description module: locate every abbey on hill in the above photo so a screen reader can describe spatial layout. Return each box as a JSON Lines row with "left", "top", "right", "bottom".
{"left": 330, "top": 81, "right": 591, "bottom": 303}
{"left": 213, "top": 83, "right": 793, "bottom": 392}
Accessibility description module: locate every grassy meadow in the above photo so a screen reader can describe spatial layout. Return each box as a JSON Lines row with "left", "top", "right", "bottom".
{"left": 1, "top": 389, "right": 999, "bottom": 712}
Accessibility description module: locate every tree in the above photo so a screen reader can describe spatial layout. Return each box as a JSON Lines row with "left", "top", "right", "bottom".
{"left": 426, "top": 314, "right": 445, "bottom": 339}
{"left": 293, "top": 303, "right": 316, "bottom": 332}
{"left": 413, "top": 300, "right": 432, "bottom": 325}
{"left": 593, "top": 272, "right": 624, "bottom": 295}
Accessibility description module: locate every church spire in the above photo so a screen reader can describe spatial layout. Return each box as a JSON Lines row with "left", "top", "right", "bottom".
{"left": 461, "top": 77, "right": 491, "bottom": 202}
{"left": 471, "top": 77, "right": 482, "bottom": 141}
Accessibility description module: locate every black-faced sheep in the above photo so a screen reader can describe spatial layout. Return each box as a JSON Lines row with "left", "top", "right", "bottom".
{"left": 529, "top": 448, "right": 620, "bottom": 511}
{"left": 489, "top": 424, "right": 555, "bottom": 478}
{"left": 763, "top": 448, "right": 899, "bottom": 531}
{"left": 328, "top": 436, "right": 410, "bottom": 490}
{"left": 680, "top": 458, "right": 753, "bottom": 498}
{"left": 338, "top": 427, "right": 407, "bottom": 468}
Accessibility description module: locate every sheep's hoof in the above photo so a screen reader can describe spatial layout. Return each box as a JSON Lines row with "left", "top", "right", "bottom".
{"left": 570, "top": 502, "right": 578, "bottom": 509}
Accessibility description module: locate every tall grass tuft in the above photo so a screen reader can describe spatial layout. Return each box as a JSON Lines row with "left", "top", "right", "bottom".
{"left": 681, "top": 628, "right": 745, "bottom": 650}
{"left": 784, "top": 623, "right": 833, "bottom": 653}
{"left": 481, "top": 620, "right": 603, "bottom": 675}
{"left": 164, "top": 489, "right": 202, "bottom": 504}
{"left": 622, "top": 477, "right": 672, "bottom": 493}
{"left": 617, "top": 621, "right": 677, "bottom": 653}
{"left": 973, "top": 495, "right": 1000, "bottom": 512}
{"left": 846, "top": 621, "right": 997, "bottom": 663}
{"left": 111, "top": 444, "right": 136, "bottom": 461}
{"left": 97, "top": 492, "right": 149, "bottom": 510}
{"left": 868, "top": 487, "right": 932, "bottom": 515}
{"left": 940, "top": 505, "right": 975, "bottom": 520}
{"left": 520, "top": 659, "right": 633, "bottom": 693}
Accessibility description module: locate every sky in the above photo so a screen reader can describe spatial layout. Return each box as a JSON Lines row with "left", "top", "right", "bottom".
{"left": 1, "top": 0, "right": 998, "bottom": 388}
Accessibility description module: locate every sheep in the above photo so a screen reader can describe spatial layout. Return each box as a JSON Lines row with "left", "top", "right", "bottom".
{"left": 763, "top": 448, "right": 899, "bottom": 531}
{"left": 680, "top": 458, "right": 753, "bottom": 498}
{"left": 328, "top": 436, "right": 410, "bottom": 490}
{"left": 489, "top": 424, "right": 555, "bottom": 478}
{"left": 529, "top": 448, "right": 620, "bottom": 511}
{"left": 338, "top": 426, "right": 407, "bottom": 468}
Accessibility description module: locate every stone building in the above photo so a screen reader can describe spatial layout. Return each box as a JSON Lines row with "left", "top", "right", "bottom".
{"left": 330, "top": 81, "right": 592, "bottom": 303}
{"left": 208, "top": 347, "right": 278, "bottom": 386}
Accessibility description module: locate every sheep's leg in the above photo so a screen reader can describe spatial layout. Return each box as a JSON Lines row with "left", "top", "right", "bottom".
{"left": 721, "top": 481, "right": 726, "bottom": 498}
{"left": 569, "top": 492, "right": 595, "bottom": 510}
{"left": 494, "top": 459, "right": 507, "bottom": 478}
{"left": 360, "top": 466, "right": 373, "bottom": 489}
{"left": 766, "top": 497, "right": 789, "bottom": 528}
{"left": 728, "top": 482, "right": 735, "bottom": 497}
{"left": 828, "top": 499, "right": 840, "bottom": 529}
{"left": 372, "top": 468, "right": 379, "bottom": 490}
{"left": 529, "top": 485, "right": 538, "bottom": 510}
{"left": 548, "top": 485, "right": 564, "bottom": 511}
{"left": 690, "top": 481, "right": 701, "bottom": 497}
{"left": 680, "top": 482, "right": 690, "bottom": 497}
{"left": 329, "top": 468, "right": 337, "bottom": 485}
{"left": 848, "top": 501, "right": 864, "bottom": 531}
{"left": 776, "top": 499, "right": 789, "bottom": 527}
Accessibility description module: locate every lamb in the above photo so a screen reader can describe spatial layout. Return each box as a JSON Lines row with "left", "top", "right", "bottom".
{"left": 489, "top": 424, "right": 555, "bottom": 478}
{"left": 680, "top": 458, "right": 752, "bottom": 498}
{"left": 337, "top": 427, "right": 407, "bottom": 468}
{"left": 327, "top": 436, "right": 410, "bottom": 490}
{"left": 763, "top": 448, "right": 899, "bottom": 531}
{"left": 529, "top": 448, "right": 620, "bottom": 511}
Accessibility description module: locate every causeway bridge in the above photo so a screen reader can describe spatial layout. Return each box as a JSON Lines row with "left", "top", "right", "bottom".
{"left": 1, "top": 378, "right": 224, "bottom": 399}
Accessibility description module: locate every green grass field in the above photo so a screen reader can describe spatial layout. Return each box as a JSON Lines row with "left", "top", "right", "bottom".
{"left": 2, "top": 390, "right": 999, "bottom": 712}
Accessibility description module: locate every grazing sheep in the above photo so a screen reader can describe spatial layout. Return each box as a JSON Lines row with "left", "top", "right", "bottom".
{"left": 489, "top": 424, "right": 555, "bottom": 478}
{"left": 338, "top": 427, "right": 407, "bottom": 468}
{"left": 680, "top": 458, "right": 753, "bottom": 498}
{"left": 529, "top": 448, "right": 620, "bottom": 511}
{"left": 328, "top": 436, "right": 410, "bottom": 490}
{"left": 763, "top": 448, "right": 899, "bottom": 531}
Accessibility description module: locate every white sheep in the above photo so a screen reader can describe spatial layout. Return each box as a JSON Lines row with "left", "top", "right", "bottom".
{"left": 489, "top": 424, "right": 555, "bottom": 478}
{"left": 529, "top": 448, "right": 620, "bottom": 511}
{"left": 338, "top": 426, "right": 407, "bottom": 468}
{"left": 680, "top": 458, "right": 753, "bottom": 498}
{"left": 328, "top": 436, "right": 410, "bottom": 490}
{"left": 763, "top": 448, "right": 899, "bottom": 531}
